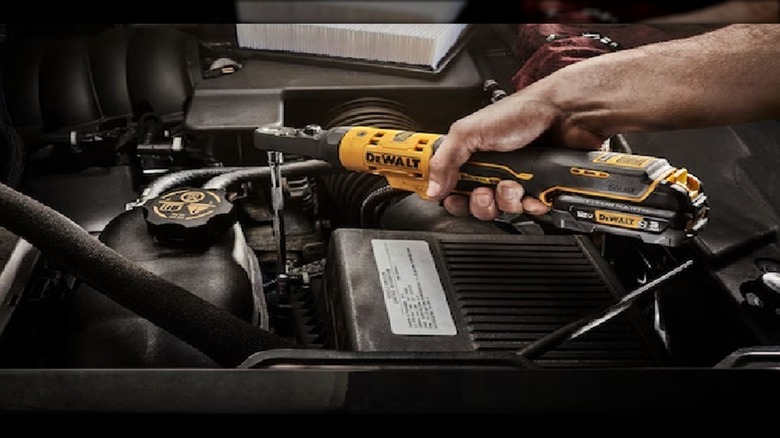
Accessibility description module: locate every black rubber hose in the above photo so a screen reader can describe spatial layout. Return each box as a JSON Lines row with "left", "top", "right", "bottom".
{"left": 360, "top": 186, "right": 408, "bottom": 228}
{"left": 0, "top": 181, "right": 298, "bottom": 367}
{"left": 202, "top": 160, "right": 332, "bottom": 190}
{"left": 321, "top": 173, "right": 388, "bottom": 226}
{"left": 0, "top": 123, "right": 25, "bottom": 188}
{"left": 135, "top": 166, "right": 248, "bottom": 206}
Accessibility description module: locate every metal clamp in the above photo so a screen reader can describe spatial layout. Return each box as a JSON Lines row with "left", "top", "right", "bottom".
{"left": 581, "top": 32, "right": 621, "bottom": 51}
{"left": 545, "top": 32, "right": 622, "bottom": 51}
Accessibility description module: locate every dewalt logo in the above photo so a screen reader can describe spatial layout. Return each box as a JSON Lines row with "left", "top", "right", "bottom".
{"left": 365, "top": 152, "right": 421, "bottom": 170}
{"left": 594, "top": 210, "right": 642, "bottom": 229}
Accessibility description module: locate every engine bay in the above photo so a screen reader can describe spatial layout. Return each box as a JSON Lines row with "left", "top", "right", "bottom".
{"left": 1, "top": 23, "right": 780, "bottom": 412}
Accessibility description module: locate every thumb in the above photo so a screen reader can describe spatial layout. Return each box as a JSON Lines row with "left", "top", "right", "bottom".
{"left": 426, "top": 96, "right": 560, "bottom": 200}
{"left": 426, "top": 128, "right": 475, "bottom": 200}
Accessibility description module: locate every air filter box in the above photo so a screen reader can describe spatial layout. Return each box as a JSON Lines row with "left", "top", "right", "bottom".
{"left": 324, "top": 229, "right": 661, "bottom": 368}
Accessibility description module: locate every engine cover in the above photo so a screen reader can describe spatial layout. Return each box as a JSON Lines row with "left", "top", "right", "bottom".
{"left": 324, "top": 229, "right": 662, "bottom": 368}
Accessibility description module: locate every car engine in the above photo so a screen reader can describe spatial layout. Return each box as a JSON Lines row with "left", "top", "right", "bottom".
{"left": 1, "top": 23, "right": 780, "bottom": 413}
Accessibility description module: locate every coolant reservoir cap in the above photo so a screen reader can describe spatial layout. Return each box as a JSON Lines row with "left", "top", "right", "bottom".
{"left": 142, "top": 187, "right": 236, "bottom": 246}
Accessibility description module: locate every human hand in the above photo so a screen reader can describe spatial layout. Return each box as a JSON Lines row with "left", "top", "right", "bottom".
{"left": 428, "top": 23, "right": 780, "bottom": 223}
{"left": 425, "top": 87, "right": 605, "bottom": 221}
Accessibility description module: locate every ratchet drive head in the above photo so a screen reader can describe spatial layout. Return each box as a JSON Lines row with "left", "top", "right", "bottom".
{"left": 254, "top": 125, "right": 348, "bottom": 168}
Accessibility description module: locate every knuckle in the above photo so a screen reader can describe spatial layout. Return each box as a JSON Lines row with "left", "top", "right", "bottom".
{"left": 449, "top": 119, "right": 470, "bottom": 136}
{"left": 427, "top": 154, "right": 442, "bottom": 171}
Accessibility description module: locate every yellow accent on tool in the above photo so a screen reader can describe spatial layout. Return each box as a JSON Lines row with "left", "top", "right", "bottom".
{"left": 254, "top": 125, "right": 709, "bottom": 246}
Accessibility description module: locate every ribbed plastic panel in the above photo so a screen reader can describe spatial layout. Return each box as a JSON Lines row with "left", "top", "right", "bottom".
{"left": 289, "top": 285, "right": 327, "bottom": 348}
{"left": 439, "top": 238, "right": 657, "bottom": 368}
{"left": 325, "top": 229, "right": 660, "bottom": 368}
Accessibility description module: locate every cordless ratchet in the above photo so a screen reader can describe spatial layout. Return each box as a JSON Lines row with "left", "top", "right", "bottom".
{"left": 254, "top": 125, "right": 708, "bottom": 247}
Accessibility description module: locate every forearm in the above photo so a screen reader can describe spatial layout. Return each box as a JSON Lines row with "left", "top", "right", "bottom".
{"left": 529, "top": 24, "right": 780, "bottom": 138}
{"left": 646, "top": 1, "right": 779, "bottom": 23}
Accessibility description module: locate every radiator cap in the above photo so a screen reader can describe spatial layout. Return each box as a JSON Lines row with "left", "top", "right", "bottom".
{"left": 141, "top": 187, "right": 236, "bottom": 246}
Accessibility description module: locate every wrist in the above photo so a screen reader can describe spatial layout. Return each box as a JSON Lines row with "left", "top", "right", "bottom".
{"left": 534, "top": 46, "right": 678, "bottom": 137}
{"left": 523, "top": 53, "right": 623, "bottom": 140}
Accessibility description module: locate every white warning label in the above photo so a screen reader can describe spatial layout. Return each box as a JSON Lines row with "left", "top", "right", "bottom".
{"left": 371, "top": 239, "right": 456, "bottom": 336}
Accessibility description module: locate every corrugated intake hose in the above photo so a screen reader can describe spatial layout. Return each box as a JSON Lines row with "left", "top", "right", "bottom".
{"left": 320, "top": 97, "right": 417, "bottom": 226}
{"left": 0, "top": 181, "right": 298, "bottom": 367}
{"left": 321, "top": 172, "right": 391, "bottom": 227}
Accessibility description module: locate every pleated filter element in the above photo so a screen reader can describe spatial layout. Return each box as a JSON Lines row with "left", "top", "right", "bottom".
{"left": 235, "top": 24, "right": 470, "bottom": 69}
{"left": 235, "top": 1, "right": 467, "bottom": 23}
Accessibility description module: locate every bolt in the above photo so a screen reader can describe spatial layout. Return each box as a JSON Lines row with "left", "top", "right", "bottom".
{"left": 483, "top": 79, "right": 499, "bottom": 92}
{"left": 302, "top": 124, "right": 322, "bottom": 136}
{"left": 746, "top": 292, "right": 764, "bottom": 308}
